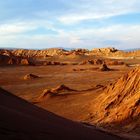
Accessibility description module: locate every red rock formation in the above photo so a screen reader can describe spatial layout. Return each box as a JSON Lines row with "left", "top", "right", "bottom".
{"left": 0, "top": 53, "right": 32, "bottom": 66}
{"left": 100, "top": 63, "right": 111, "bottom": 71}
{"left": 20, "top": 58, "right": 30, "bottom": 65}
{"left": 0, "top": 49, "right": 13, "bottom": 56}
{"left": 38, "top": 84, "right": 76, "bottom": 101}
{"left": 0, "top": 54, "right": 11, "bottom": 65}
{"left": 79, "top": 59, "right": 124, "bottom": 66}
{"left": 0, "top": 47, "right": 140, "bottom": 58}
{"left": 79, "top": 59, "right": 104, "bottom": 65}
{"left": 12, "top": 48, "right": 67, "bottom": 57}
{"left": 89, "top": 67, "right": 140, "bottom": 132}
{"left": 24, "top": 74, "right": 40, "bottom": 80}
{"left": 92, "top": 47, "right": 118, "bottom": 53}
{"left": 105, "top": 60, "right": 124, "bottom": 65}
{"left": 91, "top": 47, "right": 140, "bottom": 57}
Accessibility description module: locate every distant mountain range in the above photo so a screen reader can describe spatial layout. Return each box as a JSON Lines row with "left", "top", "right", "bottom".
{"left": 0, "top": 47, "right": 140, "bottom": 52}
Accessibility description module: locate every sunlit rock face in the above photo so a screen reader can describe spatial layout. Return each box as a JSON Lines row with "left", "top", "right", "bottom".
{"left": 89, "top": 67, "right": 140, "bottom": 132}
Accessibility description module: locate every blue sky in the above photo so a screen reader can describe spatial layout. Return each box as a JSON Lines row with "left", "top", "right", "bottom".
{"left": 0, "top": 0, "right": 140, "bottom": 50}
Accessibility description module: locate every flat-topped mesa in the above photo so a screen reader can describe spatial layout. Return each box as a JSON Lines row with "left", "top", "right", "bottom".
{"left": 89, "top": 67, "right": 140, "bottom": 132}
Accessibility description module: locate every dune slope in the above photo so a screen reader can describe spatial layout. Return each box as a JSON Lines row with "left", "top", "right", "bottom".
{"left": 0, "top": 87, "right": 123, "bottom": 140}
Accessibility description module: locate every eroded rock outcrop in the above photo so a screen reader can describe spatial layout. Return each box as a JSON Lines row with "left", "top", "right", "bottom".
{"left": 91, "top": 47, "right": 140, "bottom": 57}
{"left": 24, "top": 74, "right": 40, "bottom": 80}
{"left": 38, "top": 84, "right": 76, "bottom": 101}
{"left": 100, "top": 63, "right": 111, "bottom": 71}
{"left": 79, "top": 59, "right": 124, "bottom": 66}
{"left": 0, "top": 47, "right": 140, "bottom": 59}
{"left": 92, "top": 47, "right": 118, "bottom": 53}
{"left": 12, "top": 48, "right": 67, "bottom": 57}
{"left": 89, "top": 67, "right": 140, "bottom": 132}
{"left": 0, "top": 54, "right": 32, "bottom": 66}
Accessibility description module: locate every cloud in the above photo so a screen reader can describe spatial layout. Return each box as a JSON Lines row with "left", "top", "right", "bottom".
{"left": 0, "top": 22, "right": 36, "bottom": 35}
{"left": 1, "top": 23, "right": 139, "bottom": 49}
{"left": 58, "top": 13, "right": 115, "bottom": 24}
{"left": 0, "top": 19, "right": 61, "bottom": 48}
{"left": 58, "top": 0, "right": 140, "bottom": 24}
{"left": 0, "top": 19, "right": 58, "bottom": 36}
{"left": 0, "top": 0, "right": 140, "bottom": 49}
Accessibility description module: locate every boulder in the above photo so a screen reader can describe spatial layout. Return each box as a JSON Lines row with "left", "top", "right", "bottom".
{"left": 24, "top": 74, "right": 39, "bottom": 80}
{"left": 100, "top": 63, "right": 110, "bottom": 71}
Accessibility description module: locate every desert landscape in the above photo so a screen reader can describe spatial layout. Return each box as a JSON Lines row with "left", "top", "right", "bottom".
{"left": 1, "top": 0, "right": 140, "bottom": 139}
{"left": 0, "top": 47, "right": 140, "bottom": 139}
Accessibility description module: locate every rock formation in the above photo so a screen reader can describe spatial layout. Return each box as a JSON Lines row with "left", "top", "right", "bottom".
{"left": 0, "top": 53, "right": 33, "bottom": 66}
{"left": 20, "top": 59, "right": 30, "bottom": 65}
{"left": 90, "top": 47, "right": 140, "bottom": 57}
{"left": 105, "top": 60, "right": 124, "bottom": 65}
{"left": 79, "top": 59, "right": 124, "bottom": 66}
{"left": 12, "top": 48, "right": 68, "bottom": 57}
{"left": 92, "top": 47, "right": 118, "bottom": 53}
{"left": 38, "top": 84, "right": 76, "bottom": 101}
{"left": 24, "top": 74, "right": 40, "bottom": 80}
{"left": 100, "top": 63, "right": 111, "bottom": 71}
{"left": 89, "top": 67, "right": 140, "bottom": 133}
{"left": 0, "top": 47, "right": 140, "bottom": 59}
{"left": 0, "top": 49, "right": 13, "bottom": 56}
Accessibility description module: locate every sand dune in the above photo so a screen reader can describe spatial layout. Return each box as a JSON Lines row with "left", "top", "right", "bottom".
{"left": 0, "top": 87, "right": 124, "bottom": 140}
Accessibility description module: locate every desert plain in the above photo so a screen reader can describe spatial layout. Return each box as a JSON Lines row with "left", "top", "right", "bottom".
{"left": 0, "top": 47, "right": 140, "bottom": 140}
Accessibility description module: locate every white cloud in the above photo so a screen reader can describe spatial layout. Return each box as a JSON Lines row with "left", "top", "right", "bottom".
{"left": 1, "top": 24, "right": 139, "bottom": 49}
{"left": 0, "top": 0, "right": 140, "bottom": 49}
{"left": 0, "top": 19, "right": 56, "bottom": 36}
{"left": 0, "top": 20, "right": 60, "bottom": 48}
{"left": 58, "top": 0, "right": 140, "bottom": 24}
{"left": 59, "top": 13, "right": 116, "bottom": 24}
{"left": 0, "top": 22, "right": 36, "bottom": 35}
